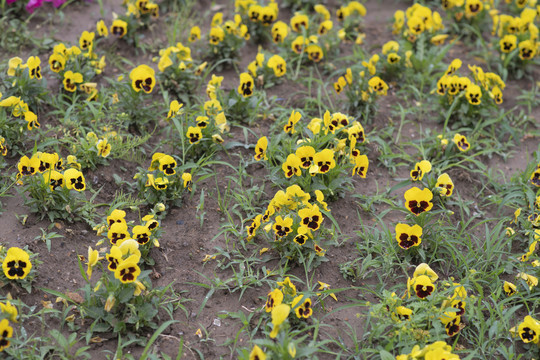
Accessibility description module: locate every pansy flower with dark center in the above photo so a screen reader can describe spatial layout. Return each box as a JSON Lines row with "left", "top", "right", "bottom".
{"left": 318, "top": 20, "right": 333, "bottom": 35}
{"left": 18, "top": 155, "right": 39, "bottom": 176}
{"left": 254, "top": 136, "right": 268, "bottom": 161}
{"left": 43, "top": 170, "right": 64, "bottom": 191}
{"left": 466, "top": 84, "right": 482, "bottom": 105}
{"left": 64, "top": 168, "right": 86, "bottom": 191}
{"left": 262, "top": 205, "right": 275, "bottom": 223}
{"left": 209, "top": 27, "right": 225, "bottom": 45}
{"left": 452, "top": 133, "right": 470, "bottom": 152}
{"left": 37, "top": 152, "right": 59, "bottom": 173}
{"left": 352, "top": 154, "right": 369, "bottom": 178}
{"left": 503, "top": 281, "right": 517, "bottom": 296}
{"left": 500, "top": 35, "right": 517, "bottom": 53}
{"left": 273, "top": 216, "right": 293, "bottom": 239}
{"left": 26, "top": 56, "right": 42, "bottom": 79}
{"left": 186, "top": 126, "right": 202, "bottom": 144}
{"left": 284, "top": 110, "right": 301, "bottom": 134}
{"left": 334, "top": 76, "right": 346, "bottom": 94}
{"left": 132, "top": 225, "right": 151, "bottom": 245}
{"left": 238, "top": 72, "right": 254, "bottom": 98}
{"left": 97, "top": 138, "right": 111, "bottom": 158}
{"left": 387, "top": 53, "right": 401, "bottom": 64}
{"left": 518, "top": 40, "right": 537, "bottom": 60}
{"left": 436, "top": 173, "right": 454, "bottom": 197}
{"left": 410, "top": 160, "right": 432, "bottom": 181}
{"left": 282, "top": 154, "right": 302, "bottom": 178}
{"left": 265, "top": 288, "right": 283, "bottom": 312}
{"left": 248, "top": 4, "right": 261, "bottom": 21}
{"left": 0, "top": 319, "right": 13, "bottom": 351}
{"left": 395, "top": 223, "right": 422, "bottom": 250}
{"left": 292, "top": 295, "right": 312, "bottom": 319}
{"left": 267, "top": 55, "right": 286, "bottom": 77}
{"left": 79, "top": 31, "right": 95, "bottom": 50}
{"left": 153, "top": 177, "right": 169, "bottom": 190}
{"left": 436, "top": 76, "right": 449, "bottom": 95}
{"left": 115, "top": 255, "right": 141, "bottom": 284}
{"left": 491, "top": 86, "right": 503, "bottom": 105}
{"left": 0, "top": 137, "right": 7, "bottom": 157}
{"left": 299, "top": 204, "right": 323, "bottom": 231}
{"left": 24, "top": 111, "right": 40, "bottom": 131}
{"left": 189, "top": 26, "right": 201, "bottom": 42}
{"left": 96, "top": 19, "right": 108, "bottom": 37}
{"left": 396, "top": 306, "right": 412, "bottom": 320}
{"left": 404, "top": 187, "right": 433, "bottom": 215}
{"left": 408, "top": 16, "right": 425, "bottom": 35}
{"left": 517, "top": 316, "right": 540, "bottom": 343}
{"left": 271, "top": 21, "right": 288, "bottom": 43}
{"left": 106, "top": 246, "right": 122, "bottom": 271}
{"left": 196, "top": 116, "right": 209, "bottom": 128}
{"left": 314, "top": 244, "right": 325, "bottom": 256}
{"left": 107, "top": 209, "right": 126, "bottom": 228}
{"left": 465, "top": 0, "right": 482, "bottom": 17}
{"left": 294, "top": 232, "right": 308, "bottom": 246}
{"left": 306, "top": 44, "right": 323, "bottom": 62}
{"left": 48, "top": 53, "right": 66, "bottom": 73}
{"left": 63, "top": 71, "right": 83, "bottom": 92}
{"left": 136, "top": 0, "right": 151, "bottom": 14}
{"left": 107, "top": 222, "right": 130, "bottom": 245}
{"left": 260, "top": 6, "right": 277, "bottom": 26}
{"left": 158, "top": 155, "right": 177, "bottom": 176}
{"left": 295, "top": 146, "right": 315, "bottom": 169}
{"left": 412, "top": 275, "right": 435, "bottom": 299}
{"left": 368, "top": 76, "right": 389, "bottom": 96}
{"left": 444, "top": 315, "right": 462, "bottom": 337}
{"left": 2, "top": 247, "right": 32, "bottom": 280}
{"left": 530, "top": 168, "right": 540, "bottom": 187}
{"left": 290, "top": 14, "right": 309, "bottom": 32}
{"left": 130, "top": 64, "right": 155, "bottom": 94}
{"left": 111, "top": 19, "right": 128, "bottom": 38}
{"left": 447, "top": 76, "right": 460, "bottom": 96}
{"left": 247, "top": 214, "right": 262, "bottom": 240}
{"left": 291, "top": 35, "right": 306, "bottom": 54}
{"left": 313, "top": 149, "right": 336, "bottom": 174}
{"left": 144, "top": 216, "right": 159, "bottom": 232}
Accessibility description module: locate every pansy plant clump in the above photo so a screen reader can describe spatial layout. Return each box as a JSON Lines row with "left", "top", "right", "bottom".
{"left": 46, "top": 36, "right": 104, "bottom": 101}
{"left": 0, "top": 94, "right": 41, "bottom": 155}
{"left": 239, "top": 277, "right": 323, "bottom": 359}
{"left": 393, "top": 4, "right": 445, "bottom": 47}
{"left": 0, "top": 246, "right": 39, "bottom": 293}
{"left": 442, "top": 0, "right": 492, "bottom": 36}
{"left": 132, "top": 152, "right": 193, "bottom": 208}
{"left": 154, "top": 42, "right": 207, "bottom": 103}
{"left": 165, "top": 94, "right": 228, "bottom": 159}
{"left": 257, "top": 109, "right": 370, "bottom": 199}
{"left": 14, "top": 152, "right": 91, "bottom": 223}
{"left": 332, "top": 57, "right": 390, "bottom": 118}
{"left": 235, "top": 0, "right": 279, "bottom": 43}
{"left": 435, "top": 59, "right": 506, "bottom": 126}
{"left": 247, "top": 50, "right": 288, "bottom": 89}
{"left": 205, "top": 12, "right": 250, "bottom": 68}
{"left": 365, "top": 264, "right": 469, "bottom": 355}
{"left": 245, "top": 184, "right": 332, "bottom": 265}
{"left": 490, "top": 7, "right": 539, "bottom": 78}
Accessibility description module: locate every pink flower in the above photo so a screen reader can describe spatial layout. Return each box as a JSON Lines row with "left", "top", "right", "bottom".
{"left": 26, "top": 0, "right": 44, "bottom": 12}
{"left": 7, "top": 0, "right": 18, "bottom": 4}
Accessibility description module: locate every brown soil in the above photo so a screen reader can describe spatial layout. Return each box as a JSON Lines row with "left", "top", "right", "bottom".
{"left": 1, "top": 0, "right": 538, "bottom": 359}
